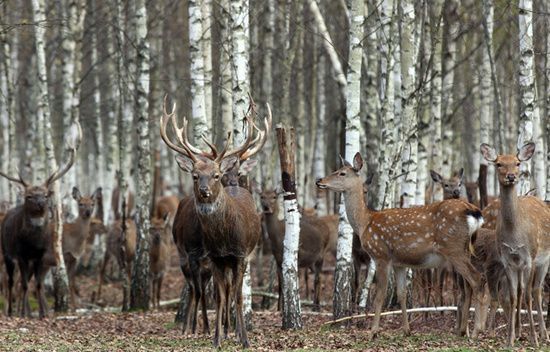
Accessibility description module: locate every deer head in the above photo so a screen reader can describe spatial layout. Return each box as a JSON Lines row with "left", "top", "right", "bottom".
{"left": 480, "top": 142, "right": 535, "bottom": 187}
{"left": 316, "top": 153, "right": 364, "bottom": 192}
{"left": 150, "top": 213, "right": 170, "bottom": 245}
{"left": 0, "top": 122, "right": 82, "bottom": 222}
{"left": 430, "top": 168, "right": 464, "bottom": 199}
{"left": 72, "top": 187, "right": 100, "bottom": 220}
{"left": 221, "top": 159, "right": 258, "bottom": 188}
{"left": 259, "top": 189, "right": 278, "bottom": 214}
{"left": 160, "top": 97, "right": 271, "bottom": 213}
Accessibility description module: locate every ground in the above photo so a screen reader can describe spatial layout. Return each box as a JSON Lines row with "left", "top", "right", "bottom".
{"left": 0, "top": 245, "right": 546, "bottom": 351}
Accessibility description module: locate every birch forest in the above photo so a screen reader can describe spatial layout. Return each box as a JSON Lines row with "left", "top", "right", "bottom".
{"left": 1, "top": 0, "right": 550, "bottom": 350}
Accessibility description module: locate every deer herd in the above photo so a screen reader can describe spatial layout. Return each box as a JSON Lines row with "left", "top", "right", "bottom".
{"left": 0, "top": 102, "right": 548, "bottom": 348}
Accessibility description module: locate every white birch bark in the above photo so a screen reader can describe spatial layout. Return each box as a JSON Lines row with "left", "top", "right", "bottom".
{"left": 375, "top": 0, "right": 397, "bottom": 210}
{"left": 31, "top": 0, "right": 70, "bottom": 311}
{"left": 429, "top": 0, "right": 444, "bottom": 203}
{"left": 415, "top": 1, "right": 431, "bottom": 206}
{"left": 130, "top": 0, "right": 151, "bottom": 310}
{"left": 188, "top": 0, "right": 209, "bottom": 144}
{"left": 441, "top": 0, "right": 457, "bottom": 178}
{"left": 313, "top": 53, "right": 327, "bottom": 215}
{"left": 230, "top": 0, "right": 250, "bottom": 146}
{"left": 219, "top": 0, "right": 233, "bottom": 144}
{"left": 333, "top": 0, "right": 364, "bottom": 319}
{"left": 399, "top": 0, "right": 418, "bottom": 208}
{"left": 282, "top": 196, "right": 302, "bottom": 327}
{"left": 90, "top": 0, "right": 104, "bottom": 195}
{"left": 201, "top": 0, "right": 213, "bottom": 130}
{"left": 546, "top": 4, "right": 550, "bottom": 201}
{"left": 480, "top": 0, "right": 495, "bottom": 196}
{"left": 517, "top": 0, "right": 538, "bottom": 195}
{"left": 307, "top": 0, "right": 347, "bottom": 100}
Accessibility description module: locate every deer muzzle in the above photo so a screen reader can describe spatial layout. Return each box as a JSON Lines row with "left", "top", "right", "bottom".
{"left": 315, "top": 179, "right": 327, "bottom": 189}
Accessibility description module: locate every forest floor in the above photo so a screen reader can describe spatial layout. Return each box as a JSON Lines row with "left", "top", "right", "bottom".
{"left": 0, "top": 246, "right": 545, "bottom": 351}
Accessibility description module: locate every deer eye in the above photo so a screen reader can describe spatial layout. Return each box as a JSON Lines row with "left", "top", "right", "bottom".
{"left": 339, "top": 172, "right": 346, "bottom": 176}
{"left": 496, "top": 163, "right": 502, "bottom": 168}
{"left": 192, "top": 174, "right": 199, "bottom": 181}
{"left": 213, "top": 174, "right": 220, "bottom": 180}
{"left": 516, "top": 162, "right": 520, "bottom": 167}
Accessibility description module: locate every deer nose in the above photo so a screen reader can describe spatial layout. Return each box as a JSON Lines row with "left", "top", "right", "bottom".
{"left": 199, "top": 186, "right": 211, "bottom": 198}
{"left": 453, "top": 189, "right": 460, "bottom": 197}
{"left": 315, "top": 179, "right": 322, "bottom": 186}
{"left": 506, "top": 174, "right": 516, "bottom": 182}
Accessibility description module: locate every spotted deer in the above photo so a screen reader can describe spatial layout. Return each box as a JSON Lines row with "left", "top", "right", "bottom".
{"left": 0, "top": 125, "right": 81, "bottom": 318}
{"left": 430, "top": 168, "right": 465, "bottom": 200}
{"left": 316, "top": 153, "right": 484, "bottom": 337}
{"left": 160, "top": 99, "right": 271, "bottom": 348}
{"left": 480, "top": 143, "right": 550, "bottom": 346}
{"left": 61, "top": 186, "right": 100, "bottom": 308}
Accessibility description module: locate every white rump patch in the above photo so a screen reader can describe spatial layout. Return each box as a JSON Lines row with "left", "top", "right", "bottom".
{"left": 466, "top": 215, "right": 484, "bottom": 235}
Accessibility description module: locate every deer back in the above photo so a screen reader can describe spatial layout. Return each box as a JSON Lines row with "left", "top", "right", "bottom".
{"left": 154, "top": 195, "right": 179, "bottom": 219}
{"left": 107, "top": 219, "right": 137, "bottom": 265}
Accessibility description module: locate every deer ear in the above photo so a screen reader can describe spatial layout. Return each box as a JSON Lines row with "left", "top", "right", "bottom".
{"left": 72, "top": 187, "right": 81, "bottom": 201}
{"left": 220, "top": 156, "right": 239, "bottom": 174}
{"left": 239, "top": 159, "right": 258, "bottom": 174}
{"left": 352, "top": 153, "right": 363, "bottom": 172}
{"left": 175, "top": 155, "right": 194, "bottom": 173}
{"left": 480, "top": 143, "right": 497, "bottom": 162}
{"left": 457, "top": 168, "right": 464, "bottom": 182}
{"left": 92, "top": 187, "right": 102, "bottom": 201}
{"left": 430, "top": 170, "right": 443, "bottom": 183}
{"left": 517, "top": 142, "right": 535, "bottom": 161}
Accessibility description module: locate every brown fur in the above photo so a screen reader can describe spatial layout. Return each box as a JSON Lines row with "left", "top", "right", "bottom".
{"left": 149, "top": 215, "right": 171, "bottom": 308}
{"left": 260, "top": 190, "right": 331, "bottom": 311}
{"left": 316, "top": 153, "right": 483, "bottom": 337}
{"left": 111, "top": 186, "right": 135, "bottom": 221}
{"left": 59, "top": 187, "right": 99, "bottom": 308}
{"left": 154, "top": 195, "right": 179, "bottom": 220}
{"left": 480, "top": 143, "right": 550, "bottom": 346}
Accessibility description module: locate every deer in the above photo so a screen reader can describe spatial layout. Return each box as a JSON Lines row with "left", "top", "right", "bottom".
{"left": 60, "top": 186, "right": 100, "bottom": 308}
{"left": 430, "top": 168, "right": 465, "bottom": 200}
{"left": 480, "top": 143, "right": 550, "bottom": 346}
{"left": 259, "top": 189, "right": 331, "bottom": 311}
{"left": 160, "top": 98, "right": 271, "bottom": 348}
{"left": 149, "top": 214, "right": 171, "bottom": 308}
{"left": 111, "top": 186, "right": 135, "bottom": 221}
{"left": 316, "top": 153, "right": 484, "bottom": 337}
{"left": 154, "top": 195, "right": 179, "bottom": 221}
{"left": 0, "top": 127, "right": 81, "bottom": 318}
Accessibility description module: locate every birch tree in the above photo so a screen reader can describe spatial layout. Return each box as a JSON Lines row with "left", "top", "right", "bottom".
{"left": 201, "top": 0, "right": 213, "bottom": 127}
{"left": 334, "top": 0, "right": 364, "bottom": 319}
{"left": 313, "top": 52, "right": 328, "bottom": 215}
{"left": 189, "top": 0, "right": 209, "bottom": 144}
{"left": 546, "top": 3, "right": 550, "bottom": 202}
{"left": 276, "top": 126, "right": 302, "bottom": 329}
{"left": 31, "top": 0, "right": 70, "bottom": 312}
{"left": 399, "top": 0, "right": 418, "bottom": 208}
{"left": 218, "top": 0, "right": 233, "bottom": 144}
{"left": 517, "top": 0, "right": 539, "bottom": 195}
{"left": 130, "top": 0, "right": 152, "bottom": 310}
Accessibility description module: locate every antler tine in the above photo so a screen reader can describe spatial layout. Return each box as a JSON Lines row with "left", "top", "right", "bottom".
{"left": 215, "top": 132, "right": 233, "bottom": 162}
{"left": 218, "top": 112, "right": 256, "bottom": 162}
{"left": 240, "top": 103, "right": 272, "bottom": 160}
{"left": 160, "top": 98, "right": 196, "bottom": 161}
{"left": 201, "top": 135, "right": 219, "bottom": 158}
{"left": 0, "top": 170, "right": 27, "bottom": 188}
{"left": 45, "top": 147, "right": 76, "bottom": 188}
{"left": 180, "top": 118, "right": 213, "bottom": 158}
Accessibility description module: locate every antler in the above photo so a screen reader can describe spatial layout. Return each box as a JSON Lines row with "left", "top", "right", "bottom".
{"left": 216, "top": 101, "right": 272, "bottom": 163}
{"left": 44, "top": 121, "right": 82, "bottom": 187}
{"left": 0, "top": 169, "right": 28, "bottom": 188}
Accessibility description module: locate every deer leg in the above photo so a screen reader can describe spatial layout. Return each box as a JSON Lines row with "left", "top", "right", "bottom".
{"left": 505, "top": 268, "right": 518, "bottom": 347}
{"left": 190, "top": 275, "right": 200, "bottom": 334}
{"left": 303, "top": 268, "right": 310, "bottom": 300}
{"left": 394, "top": 267, "right": 410, "bottom": 336}
{"left": 5, "top": 257, "right": 15, "bottom": 317}
{"left": 66, "top": 256, "right": 77, "bottom": 309}
{"left": 182, "top": 283, "right": 193, "bottom": 334}
{"left": 369, "top": 260, "right": 390, "bottom": 338}
{"left": 224, "top": 269, "right": 231, "bottom": 340}
{"left": 473, "top": 282, "right": 489, "bottom": 337}
{"left": 34, "top": 263, "right": 48, "bottom": 319}
{"left": 212, "top": 266, "right": 225, "bottom": 348}
{"left": 96, "top": 251, "right": 110, "bottom": 303}
{"left": 523, "top": 266, "right": 538, "bottom": 347}
{"left": 313, "top": 260, "right": 322, "bottom": 312}
{"left": 234, "top": 259, "right": 249, "bottom": 348}
{"left": 532, "top": 262, "right": 549, "bottom": 342}
{"left": 157, "top": 274, "right": 163, "bottom": 309}
{"left": 200, "top": 272, "right": 210, "bottom": 334}
{"left": 18, "top": 261, "right": 31, "bottom": 318}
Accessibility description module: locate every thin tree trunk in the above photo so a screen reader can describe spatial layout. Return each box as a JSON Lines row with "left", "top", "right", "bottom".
{"left": 31, "top": 0, "right": 70, "bottom": 312}
{"left": 517, "top": 0, "right": 538, "bottom": 195}
{"left": 429, "top": 0, "right": 443, "bottom": 203}
{"left": 313, "top": 52, "right": 327, "bottom": 215}
{"left": 546, "top": 2, "right": 550, "bottom": 202}
{"left": 218, "top": 0, "right": 233, "bottom": 145}
{"left": 399, "top": 0, "right": 418, "bottom": 208}
{"left": 90, "top": 0, "right": 104, "bottom": 195}
{"left": 201, "top": 0, "right": 213, "bottom": 130}
{"left": 130, "top": 0, "right": 152, "bottom": 311}
{"left": 276, "top": 126, "right": 302, "bottom": 330}
{"left": 333, "top": 0, "right": 363, "bottom": 320}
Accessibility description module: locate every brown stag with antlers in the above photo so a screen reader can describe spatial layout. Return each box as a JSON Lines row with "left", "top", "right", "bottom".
{"left": 160, "top": 98, "right": 271, "bottom": 347}
{"left": 0, "top": 124, "right": 82, "bottom": 318}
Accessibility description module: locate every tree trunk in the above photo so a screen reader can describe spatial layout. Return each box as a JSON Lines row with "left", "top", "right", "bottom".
{"left": 313, "top": 52, "right": 327, "bottom": 215}
{"left": 201, "top": 0, "right": 213, "bottom": 130}
{"left": 399, "top": 0, "right": 418, "bottom": 208}
{"left": 31, "top": 0, "right": 70, "bottom": 313}
{"left": 375, "top": 0, "right": 397, "bottom": 210}
{"left": 218, "top": 0, "right": 233, "bottom": 146}
{"left": 546, "top": 2, "right": 550, "bottom": 202}
{"left": 276, "top": 126, "right": 302, "bottom": 330}
{"left": 429, "top": 0, "right": 443, "bottom": 203}
{"left": 130, "top": 0, "right": 152, "bottom": 311}
{"left": 517, "top": 0, "right": 538, "bottom": 195}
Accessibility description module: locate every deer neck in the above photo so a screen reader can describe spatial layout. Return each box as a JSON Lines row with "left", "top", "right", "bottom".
{"left": 75, "top": 216, "right": 92, "bottom": 235}
{"left": 498, "top": 183, "right": 520, "bottom": 235}
{"left": 343, "top": 180, "right": 371, "bottom": 236}
{"left": 263, "top": 207, "right": 282, "bottom": 243}
{"left": 194, "top": 189, "right": 226, "bottom": 216}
